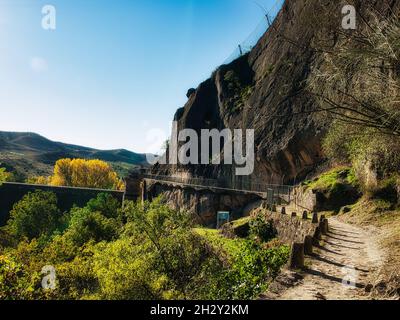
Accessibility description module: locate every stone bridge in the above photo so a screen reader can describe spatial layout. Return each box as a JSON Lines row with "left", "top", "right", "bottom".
{"left": 125, "top": 171, "right": 294, "bottom": 226}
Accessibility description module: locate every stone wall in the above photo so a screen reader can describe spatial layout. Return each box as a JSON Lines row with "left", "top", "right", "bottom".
{"left": 0, "top": 182, "right": 124, "bottom": 226}
{"left": 292, "top": 186, "right": 317, "bottom": 212}
{"left": 263, "top": 210, "right": 317, "bottom": 244}
{"left": 148, "top": 183, "right": 260, "bottom": 227}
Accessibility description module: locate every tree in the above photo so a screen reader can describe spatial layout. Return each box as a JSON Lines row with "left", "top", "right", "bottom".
{"left": 26, "top": 176, "right": 51, "bottom": 185}
{"left": 0, "top": 168, "right": 11, "bottom": 185}
{"left": 50, "top": 159, "right": 124, "bottom": 190}
{"left": 7, "top": 191, "right": 61, "bottom": 240}
{"left": 64, "top": 207, "right": 119, "bottom": 247}
{"left": 86, "top": 193, "right": 121, "bottom": 219}
{"left": 304, "top": 7, "right": 400, "bottom": 136}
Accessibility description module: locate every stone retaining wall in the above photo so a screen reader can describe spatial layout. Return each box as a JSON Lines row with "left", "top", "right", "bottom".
{"left": 264, "top": 211, "right": 317, "bottom": 243}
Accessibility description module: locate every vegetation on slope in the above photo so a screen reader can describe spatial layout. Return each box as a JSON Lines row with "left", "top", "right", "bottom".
{"left": 0, "top": 194, "right": 288, "bottom": 300}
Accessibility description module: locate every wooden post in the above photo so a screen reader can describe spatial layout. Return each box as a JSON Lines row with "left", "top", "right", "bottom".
{"left": 319, "top": 219, "right": 327, "bottom": 235}
{"left": 313, "top": 226, "right": 322, "bottom": 241}
{"left": 304, "top": 235, "right": 313, "bottom": 255}
{"left": 321, "top": 219, "right": 329, "bottom": 234}
{"left": 289, "top": 243, "right": 305, "bottom": 269}
{"left": 281, "top": 207, "right": 286, "bottom": 215}
{"left": 302, "top": 211, "right": 308, "bottom": 220}
{"left": 312, "top": 212, "right": 318, "bottom": 224}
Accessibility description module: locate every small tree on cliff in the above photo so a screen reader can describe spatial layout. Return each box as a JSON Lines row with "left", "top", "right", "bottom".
{"left": 50, "top": 159, "right": 124, "bottom": 190}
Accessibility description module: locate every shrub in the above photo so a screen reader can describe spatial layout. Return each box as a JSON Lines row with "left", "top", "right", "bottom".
{"left": 92, "top": 238, "right": 166, "bottom": 300}
{"left": 0, "top": 168, "right": 11, "bottom": 185}
{"left": 65, "top": 207, "right": 119, "bottom": 247}
{"left": 0, "top": 255, "right": 40, "bottom": 300}
{"left": 370, "top": 175, "right": 399, "bottom": 205}
{"left": 7, "top": 191, "right": 61, "bottom": 240}
{"left": 55, "top": 245, "right": 98, "bottom": 300}
{"left": 213, "top": 241, "right": 289, "bottom": 300}
{"left": 86, "top": 193, "right": 121, "bottom": 220}
{"left": 249, "top": 214, "right": 277, "bottom": 243}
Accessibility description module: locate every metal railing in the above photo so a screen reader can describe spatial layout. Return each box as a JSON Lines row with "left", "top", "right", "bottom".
{"left": 141, "top": 173, "right": 293, "bottom": 203}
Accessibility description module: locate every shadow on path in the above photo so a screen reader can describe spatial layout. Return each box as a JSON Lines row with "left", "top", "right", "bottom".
{"left": 303, "top": 267, "right": 366, "bottom": 289}
{"left": 328, "top": 235, "right": 364, "bottom": 245}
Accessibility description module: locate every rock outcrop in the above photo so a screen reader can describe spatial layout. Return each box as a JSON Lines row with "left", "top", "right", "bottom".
{"left": 147, "top": 0, "right": 399, "bottom": 219}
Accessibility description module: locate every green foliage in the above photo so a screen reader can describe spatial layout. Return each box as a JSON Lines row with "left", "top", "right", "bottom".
{"left": 223, "top": 70, "right": 253, "bottom": 113}
{"left": 0, "top": 196, "right": 289, "bottom": 300}
{"left": 0, "top": 255, "right": 41, "bottom": 300}
{"left": 85, "top": 193, "right": 121, "bottom": 219}
{"left": 249, "top": 214, "right": 277, "bottom": 243}
{"left": 0, "top": 167, "right": 11, "bottom": 185}
{"left": 370, "top": 175, "right": 399, "bottom": 205}
{"left": 323, "top": 121, "right": 400, "bottom": 190}
{"left": 55, "top": 246, "right": 98, "bottom": 299}
{"left": 305, "top": 167, "right": 356, "bottom": 191}
{"left": 65, "top": 208, "right": 119, "bottom": 247}
{"left": 121, "top": 199, "right": 223, "bottom": 299}
{"left": 194, "top": 227, "right": 289, "bottom": 299}
{"left": 219, "top": 243, "right": 289, "bottom": 299}
{"left": 7, "top": 191, "right": 61, "bottom": 241}
{"left": 92, "top": 238, "right": 167, "bottom": 300}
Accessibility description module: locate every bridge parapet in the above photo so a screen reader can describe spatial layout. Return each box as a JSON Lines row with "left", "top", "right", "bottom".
{"left": 138, "top": 173, "right": 294, "bottom": 204}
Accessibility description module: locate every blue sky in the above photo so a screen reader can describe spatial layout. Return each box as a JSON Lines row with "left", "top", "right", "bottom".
{"left": 0, "top": 0, "right": 280, "bottom": 153}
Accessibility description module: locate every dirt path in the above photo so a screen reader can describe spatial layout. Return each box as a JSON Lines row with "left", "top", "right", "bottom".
{"left": 275, "top": 217, "right": 385, "bottom": 300}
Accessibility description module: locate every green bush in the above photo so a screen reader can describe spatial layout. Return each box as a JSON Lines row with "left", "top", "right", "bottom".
{"left": 7, "top": 191, "right": 61, "bottom": 241}
{"left": 323, "top": 122, "right": 400, "bottom": 189}
{"left": 249, "top": 214, "right": 277, "bottom": 243}
{"left": 65, "top": 207, "right": 119, "bottom": 247}
{"left": 0, "top": 255, "right": 41, "bottom": 300}
{"left": 0, "top": 168, "right": 11, "bottom": 185}
{"left": 195, "top": 227, "right": 289, "bottom": 299}
{"left": 370, "top": 175, "right": 399, "bottom": 204}
{"left": 86, "top": 193, "right": 121, "bottom": 220}
{"left": 0, "top": 196, "right": 290, "bottom": 300}
{"left": 211, "top": 240, "right": 289, "bottom": 300}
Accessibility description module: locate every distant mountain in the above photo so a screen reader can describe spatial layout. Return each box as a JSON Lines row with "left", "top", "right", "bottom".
{"left": 0, "top": 131, "right": 148, "bottom": 181}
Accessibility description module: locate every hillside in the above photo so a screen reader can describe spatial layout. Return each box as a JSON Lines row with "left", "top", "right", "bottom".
{"left": 0, "top": 131, "right": 148, "bottom": 180}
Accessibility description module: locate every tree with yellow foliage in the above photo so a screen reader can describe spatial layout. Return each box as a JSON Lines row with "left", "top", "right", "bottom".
{"left": 26, "top": 176, "right": 51, "bottom": 185}
{"left": 50, "top": 159, "right": 124, "bottom": 191}
{"left": 0, "top": 167, "right": 10, "bottom": 185}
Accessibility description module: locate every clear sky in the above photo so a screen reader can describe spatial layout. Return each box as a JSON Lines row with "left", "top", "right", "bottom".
{"left": 0, "top": 0, "right": 281, "bottom": 154}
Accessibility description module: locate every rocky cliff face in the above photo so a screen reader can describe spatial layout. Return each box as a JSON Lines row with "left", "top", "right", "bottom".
{"left": 151, "top": 0, "right": 398, "bottom": 186}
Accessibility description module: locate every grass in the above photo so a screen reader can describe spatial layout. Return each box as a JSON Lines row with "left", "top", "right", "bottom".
{"left": 303, "top": 166, "right": 356, "bottom": 191}
{"left": 194, "top": 228, "right": 249, "bottom": 260}
{"left": 230, "top": 216, "right": 251, "bottom": 228}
